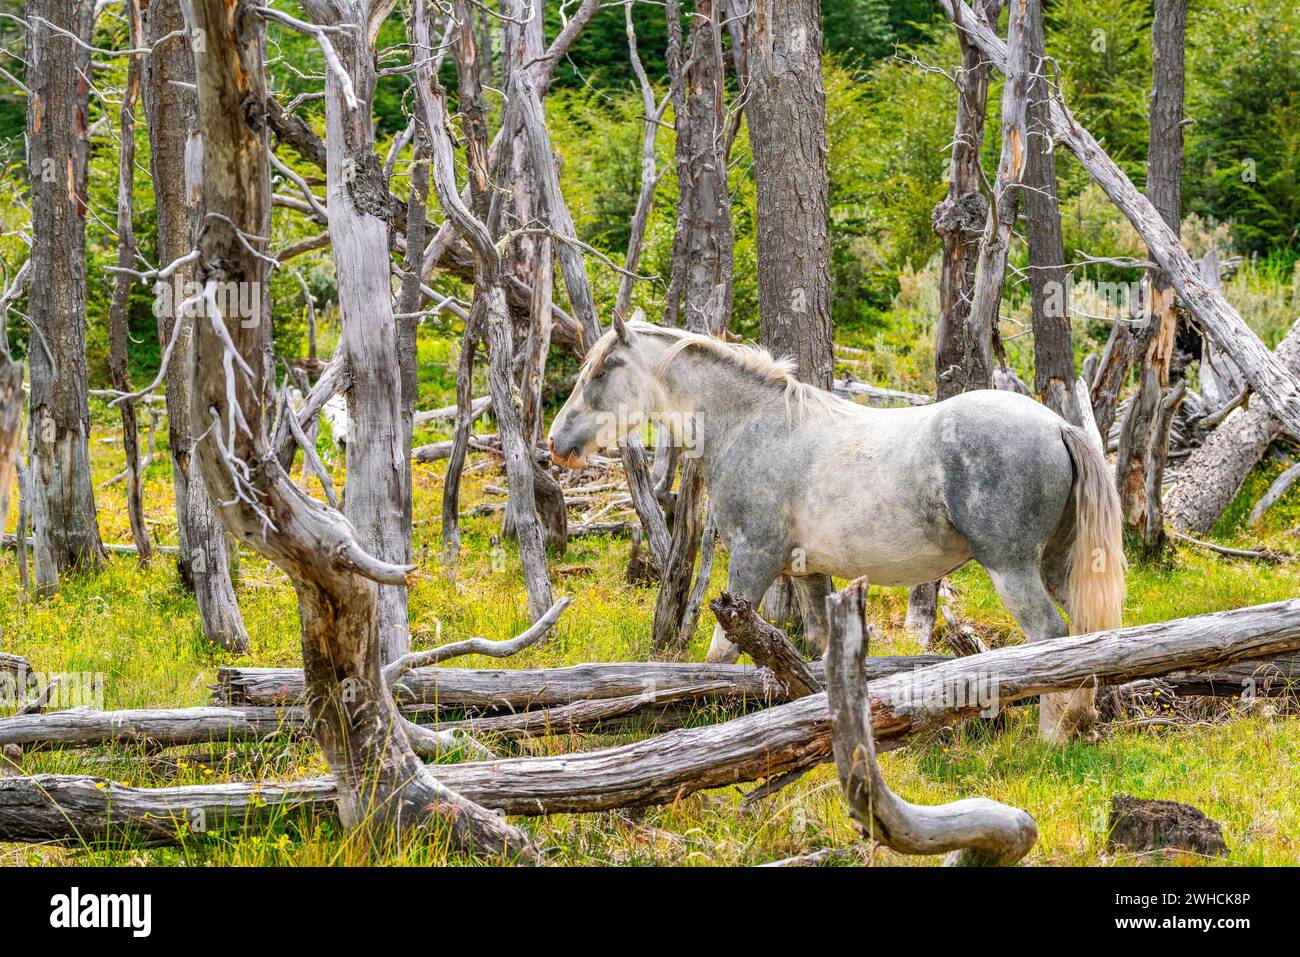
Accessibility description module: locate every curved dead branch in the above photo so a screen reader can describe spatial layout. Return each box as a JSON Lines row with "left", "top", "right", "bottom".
{"left": 826, "top": 580, "right": 1037, "bottom": 866}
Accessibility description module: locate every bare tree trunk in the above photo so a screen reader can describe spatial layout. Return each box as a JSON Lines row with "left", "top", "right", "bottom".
{"left": 1115, "top": 0, "right": 1187, "bottom": 539}
{"left": 422, "top": 0, "right": 552, "bottom": 620}
{"left": 397, "top": 133, "right": 429, "bottom": 568}
{"left": 107, "top": 0, "right": 152, "bottom": 566}
{"left": 616, "top": 2, "right": 668, "bottom": 319}
{"left": 826, "top": 581, "right": 1037, "bottom": 865}
{"left": 1165, "top": 319, "right": 1300, "bottom": 533}
{"left": 746, "top": 0, "right": 832, "bottom": 388}
{"left": 1142, "top": 380, "right": 1186, "bottom": 554}
{"left": 744, "top": 0, "right": 837, "bottom": 643}
{"left": 24, "top": 0, "right": 103, "bottom": 592}
{"left": 186, "top": 0, "right": 532, "bottom": 858}
{"left": 907, "top": 0, "right": 998, "bottom": 642}
{"left": 964, "top": 0, "right": 1030, "bottom": 377}
{"left": 940, "top": 3, "right": 1300, "bottom": 440}
{"left": 141, "top": 0, "right": 248, "bottom": 652}
{"left": 665, "top": 0, "right": 733, "bottom": 331}
{"left": 1022, "top": 0, "right": 1077, "bottom": 425}
{"left": 0, "top": 353, "right": 20, "bottom": 522}
{"left": 299, "top": 0, "right": 411, "bottom": 664}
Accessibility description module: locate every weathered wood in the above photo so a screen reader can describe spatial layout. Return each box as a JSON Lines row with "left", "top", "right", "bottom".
{"left": 187, "top": 0, "right": 531, "bottom": 858}
{"left": 106, "top": 0, "right": 153, "bottom": 567}
{"left": 826, "top": 580, "right": 1037, "bottom": 865}
{"left": 0, "top": 350, "right": 21, "bottom": 523}
{"left": 1021, "top": 0, "right": 1076, "bottom": 423}
{"left": 1141, "top": 379, "right": 1187, "bottom": 554}
{"left": 212, "top": 655, "right": 951, "bottom": 710}
{"left": 382, "top": 597, "right": 572, "bottom": 684}
{"left": 141, "top": 0, "right": 249, "bottom": 652}
{"left": 710, "top": 592, "right": 821, "bottom": 698}
{"left": 12, "top": 598, "right": 1300, "bottom": 846}
{"left": 25, "top": 0, "right": 104, "bottom": 590}
{"left": 907, "top": 0, "right": 1001, "bottom": 641}
{"left": 1249, "top": 461, "right": 1300, "bottom": 526}
{"left": 1166, "top": 319, "right": 1300, "bottom": 533}
{"left": 0, "top": 706, "right": 304, "bottom": 749}
{"left": 964, "top": 0, "right": 1032, "bottom": 386}
{"left": 942, "top": 0, "right": 1300, "bottom": 441}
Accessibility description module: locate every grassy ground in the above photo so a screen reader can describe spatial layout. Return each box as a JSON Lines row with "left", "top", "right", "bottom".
{"left": 3, "top": 382, "right": 1299, "bottom": 867}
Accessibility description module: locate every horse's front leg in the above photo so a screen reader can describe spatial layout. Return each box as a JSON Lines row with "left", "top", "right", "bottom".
{"left": 705, "top": 545, "right": 785, "bottom": 663}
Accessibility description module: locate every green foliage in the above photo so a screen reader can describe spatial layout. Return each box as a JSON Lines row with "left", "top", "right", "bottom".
{"left": 1185, "top": 2, "right": 1300, "bottom": 258}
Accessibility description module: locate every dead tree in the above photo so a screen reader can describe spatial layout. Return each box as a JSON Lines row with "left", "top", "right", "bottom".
{"left": 287, "top": 0, "right": 415, "bottom": 664}
{"left": 1165, "top": 327, "right": 1300, "bottom": 534}
{"left": 965, "top": 0, "right": 1030, "bottom": 381}
{"left": 938, "top": 2, "right": 1300, "bottom": 442}
{"left": 742, "top": 0, "right": 839, "bottom": 646}
{"left": 0, "top": 351, "right": 20, "bottom": 520}
{"left": 1022, "top": 0, "right": 1078, "bottom": 425}
{"left": 416, "top": 0, "right": 553, "bottom": 620}
{"left": 640, "top": 2, "right": 735, "bottom": 652}
{"left": 24, "top": 0, "right": 104, "bottom": 592}
{"left": 1142, "top": 379, "right": 1186, "bottom": 553}
{"left": 1113, "top": 0, "right": 1188, "bottom": 540}
{"left": 140, "top": 0, "right": 249, "bottom": 652}
{"left": 826, "top": 581, "right": 1037, "bottom": 866}
{"left": 185, "top": 0, "right": 532, "bottom": 858}
{"left": 616, "top": 3, "right": 669, "bottom": 319}
{"left": 11, "top": 596, "right": 1300, "bottom": 845}
{"left": 106, "top": 0, "right": 152, "bottom": 565}
{"left": 906, "top": 0, "right": 999, "bottom": 643}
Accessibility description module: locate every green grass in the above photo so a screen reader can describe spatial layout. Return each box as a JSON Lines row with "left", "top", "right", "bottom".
{"left": 3, "top": 398, "right": 1300, "bottom": 866}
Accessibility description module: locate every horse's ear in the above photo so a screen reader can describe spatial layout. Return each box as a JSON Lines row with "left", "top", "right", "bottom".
{"left": 629, "top": 307, "right": 646, "bottom": 325}
{"left": 613, "top": 310, "right": 633, "bottom": 344}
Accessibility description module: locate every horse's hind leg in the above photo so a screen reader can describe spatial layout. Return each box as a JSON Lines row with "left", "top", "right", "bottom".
{"left": 986, "top": 563, "right": 1097, "bottom": 744}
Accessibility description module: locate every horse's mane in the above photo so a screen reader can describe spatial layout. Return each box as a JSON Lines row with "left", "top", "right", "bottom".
{"left": 584, "top": 321, "right": 850, "bottom": 420}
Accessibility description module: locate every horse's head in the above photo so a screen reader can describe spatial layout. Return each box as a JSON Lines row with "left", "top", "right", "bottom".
{"left": 548, "top": 310, "right": 664, "bottom": 469}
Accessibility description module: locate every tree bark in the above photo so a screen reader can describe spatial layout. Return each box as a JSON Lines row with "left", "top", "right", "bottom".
{"left": 1115, "top": 0, "right": 1188, "bottom": 534}
{"left": 1022, "top": 0, "right": 1077, "bottom": 424}
{"left": 939, "top": 2, "right": 1300, "bottom": 442}
{"left": 107, "top": 0, "right": 153, "bottom": 566}
{"left": 907, "top": 0, "right": 998, "bottom": 641}
{"left": 141, "top": 0, "right": 248, "bottom": 652}
{"left": 744, "top": 0, "right": 838, "bottom": 639}
{"left": 185, "top": 0, "right": 532, "bottom": 858}
{"left": 746, "top": 0, "right": 832, "bottom": 388}
{"left": 11, "top": 597, "right": 1300, "bottom": 845}
{"left": 24, "top": 0, "right": 103, "bottom": 591}
{"left": 1165, "top": 319, "right": 1300, "bottom": 533}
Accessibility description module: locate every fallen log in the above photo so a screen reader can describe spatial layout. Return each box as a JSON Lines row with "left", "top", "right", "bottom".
{"left": 825, "top": 579, "right": 1036, "bottom": 866}
{"left": 211, "top": 656, "right": 951, "bottom": 710}
{"left": 0, "top": 706, "right": 305, "bottom": 749}
{"left": 7, "top": 599, "right": 1300, "bottom": 844}
{"left": 1165, "top": 319, "right": 1300, "bottom": 534}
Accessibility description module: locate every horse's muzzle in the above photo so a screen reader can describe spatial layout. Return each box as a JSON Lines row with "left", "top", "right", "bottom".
{"left": 548, "top": 436, "right": 586, "bottom": 470}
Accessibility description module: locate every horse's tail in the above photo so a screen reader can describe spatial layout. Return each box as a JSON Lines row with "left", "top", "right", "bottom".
{"left": 1061, "top": 426, "right": 1126, "bottom": 635}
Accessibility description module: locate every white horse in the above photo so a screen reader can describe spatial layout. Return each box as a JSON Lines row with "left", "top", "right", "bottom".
{"left": 548, "top": 316, "right": 1125, "bottom": 742}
